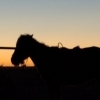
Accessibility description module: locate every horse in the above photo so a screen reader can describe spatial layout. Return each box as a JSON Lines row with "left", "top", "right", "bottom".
{"left": 11, "top": 34, "right": 100, "bottom": 100}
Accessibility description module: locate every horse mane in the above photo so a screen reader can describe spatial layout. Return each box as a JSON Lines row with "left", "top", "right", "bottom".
{"left": 18, "top": 34, "right": 66, "bottom": 50}
{"left": 19, "top": 34, "right": 32, "bottom": 39}
{"left": 17, "top": 34, "right": 48, "bottom": 47}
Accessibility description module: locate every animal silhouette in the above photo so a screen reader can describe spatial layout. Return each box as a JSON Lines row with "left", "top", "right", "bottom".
{"left": 11, "top": 34, "right": 100, "bottom": 100}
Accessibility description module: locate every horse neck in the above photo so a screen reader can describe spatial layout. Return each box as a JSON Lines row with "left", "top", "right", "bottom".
{"left": 29, "top": 39, "right": 49, "bottom": 65}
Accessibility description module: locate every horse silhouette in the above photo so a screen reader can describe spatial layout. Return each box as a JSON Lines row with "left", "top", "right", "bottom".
{"left": 11, "top": 34, "right": 100, "bottom": 100}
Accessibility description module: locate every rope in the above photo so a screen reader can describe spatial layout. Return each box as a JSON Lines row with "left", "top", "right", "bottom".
{"left": 21, "top": 58, "right": 28, "bottom": 67}
{"left": 58, "top": 42, "right": 63, "bottom": 48}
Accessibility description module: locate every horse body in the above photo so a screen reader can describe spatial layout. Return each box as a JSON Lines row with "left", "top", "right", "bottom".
{"left": 30, "top": 45, "right": 100, "bottom": 84}
{"left": 11, "top": 34, "right": 100, "bottom": 100}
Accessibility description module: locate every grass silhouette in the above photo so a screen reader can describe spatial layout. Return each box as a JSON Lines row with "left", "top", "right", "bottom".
{"left": 0, "top": 67, "right": 100, "bottom": 100}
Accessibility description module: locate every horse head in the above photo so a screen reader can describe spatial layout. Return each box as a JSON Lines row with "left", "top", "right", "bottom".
{"left": 11, "top": 34, "right": 33, "bottom": 66}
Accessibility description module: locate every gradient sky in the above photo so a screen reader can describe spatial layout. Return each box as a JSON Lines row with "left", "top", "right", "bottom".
{"left": 0, "top": 0, "right": 100, "bottom": 66}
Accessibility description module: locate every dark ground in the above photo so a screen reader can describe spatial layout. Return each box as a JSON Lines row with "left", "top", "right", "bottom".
{"left": 0, "top": 67, "right": 100, "bottom": 100}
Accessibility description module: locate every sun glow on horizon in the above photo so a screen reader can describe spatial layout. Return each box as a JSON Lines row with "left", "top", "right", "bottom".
{"left": 0, "top": 50, "right": 34, "bottom": 66}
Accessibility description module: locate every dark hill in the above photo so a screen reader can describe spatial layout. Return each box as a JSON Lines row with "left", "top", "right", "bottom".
{"left": 0, "top": 67, "right": 100, "bottom": 100}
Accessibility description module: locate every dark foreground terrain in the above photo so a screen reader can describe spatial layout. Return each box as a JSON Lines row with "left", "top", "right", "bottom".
{"left": 0, "top": 67, "right": 100, "bottom": 100}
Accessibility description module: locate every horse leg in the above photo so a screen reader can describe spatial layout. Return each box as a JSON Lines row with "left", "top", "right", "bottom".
{"left": 54, "top": 82, "right": 62, "bottom": 100}
{"left": 47, "top": 82, "right": 62, "bottom": 100}
{"left": 47, "top": 82, "right": 56, "bottom": 100}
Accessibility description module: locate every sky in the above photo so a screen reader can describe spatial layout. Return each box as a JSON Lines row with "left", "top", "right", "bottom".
{"left": 0, "top": 0, "right": 100, "bottom": 66}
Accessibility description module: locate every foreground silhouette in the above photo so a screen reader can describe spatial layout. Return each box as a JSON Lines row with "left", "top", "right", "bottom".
{"left": 11, "top": 34, "right": 100, "bottom": 100}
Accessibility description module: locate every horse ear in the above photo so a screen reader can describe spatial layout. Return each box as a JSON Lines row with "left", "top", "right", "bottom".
{"left": 31, "top": 34, "right": 33, "bottom": 37}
